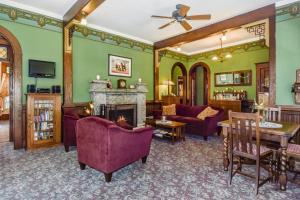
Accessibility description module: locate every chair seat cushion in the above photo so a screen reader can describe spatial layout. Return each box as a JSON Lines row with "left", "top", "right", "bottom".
{"left": 234, "top": 142, "right": 271, "bottom": 156}
{"left": 287, "top": 143, "right": 300, "bottom": 155}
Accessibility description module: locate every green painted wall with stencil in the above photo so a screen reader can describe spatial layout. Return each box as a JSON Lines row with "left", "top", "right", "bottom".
{"left": 72, "top": 36, "right": 154, "bottom": 102}
{"left": 0, "top": 19, "right": 63, "bottom": 103}
{"left": 276, "top": 16, "right": 300, "bottom": 105}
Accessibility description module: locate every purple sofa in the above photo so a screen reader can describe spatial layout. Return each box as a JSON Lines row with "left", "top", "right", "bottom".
{"left": 63, "top": 108, "right": 80, "bottom": 152}
{"left": 76, "top": 116, "right": 153, "bottom": 182}
{"left": 154, "top": 104, "right": 224, "bottom": 140}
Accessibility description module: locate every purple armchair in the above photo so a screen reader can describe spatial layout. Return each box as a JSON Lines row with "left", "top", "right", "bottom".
{"left": 76, "top": 116, "right": 153, "bottom": 182}
{"left": 63, "top": 108, "right": 80, "bottom": 152}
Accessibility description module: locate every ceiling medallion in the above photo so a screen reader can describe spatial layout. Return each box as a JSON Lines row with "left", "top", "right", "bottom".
{"left": 211, "top": 32, "right": 232, "bottom": 63}
{"left": 246, "top": 23, "right": 266, "bottom": 39}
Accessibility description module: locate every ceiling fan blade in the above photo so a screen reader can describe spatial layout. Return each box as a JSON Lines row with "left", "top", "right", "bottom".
{"left": 159, "top": 20, "right": 176, "bottom": 29}
{"left": 180, "top": 20, "right": 192, "bottom": 31}
{"left": 186, "top": 14, "right": 211, "bottom": 20}
{"left": 178, "top": 4, "right": 190, "bottom": 16}
{"left": 151, "top": 15, "right": 174, "bottom": 19}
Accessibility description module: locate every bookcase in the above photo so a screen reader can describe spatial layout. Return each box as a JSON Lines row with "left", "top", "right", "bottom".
{"left": 26, "top": 93, "right": 61, "bottom": 149}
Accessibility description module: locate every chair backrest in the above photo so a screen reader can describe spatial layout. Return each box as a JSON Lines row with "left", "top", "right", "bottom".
{"left": 228, "top": 111, "right": 261, "bottom": 157}
{"left": 265, "top": 106, "right": 281, "bottom": 122}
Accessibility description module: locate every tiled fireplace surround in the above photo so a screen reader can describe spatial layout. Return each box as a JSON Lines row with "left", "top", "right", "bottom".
{"left": 90, "top": 80, "right": 148, "bottom": 126}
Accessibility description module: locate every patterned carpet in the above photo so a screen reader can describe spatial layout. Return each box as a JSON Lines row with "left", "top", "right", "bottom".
{"left": 0, "top": 135, "right": 299, "bottom": 200}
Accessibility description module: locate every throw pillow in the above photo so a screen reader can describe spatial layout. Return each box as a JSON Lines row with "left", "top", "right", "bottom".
{"left": 162, "top": 104, "right": 176, "bottom": 116}
{"left": 197, "top": 106, "right": 219, "bottom": 120}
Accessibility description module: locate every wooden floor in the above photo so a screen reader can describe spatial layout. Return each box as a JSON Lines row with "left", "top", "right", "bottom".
{"left": 0, "top": 120, "right": 9, "bottom": 143}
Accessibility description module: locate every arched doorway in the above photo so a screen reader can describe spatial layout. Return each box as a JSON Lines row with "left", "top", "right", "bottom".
{"left": 189, "top": 62, "right": 210, "bottom": 106}
{"left": 171, "top": 62, "right": 187, "bottom": 104}
{"left": 0, "top": 25, "right": 23, "bottom": 149}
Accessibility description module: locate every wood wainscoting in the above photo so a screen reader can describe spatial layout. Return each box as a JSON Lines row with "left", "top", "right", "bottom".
{"left": 281, "top": 105, "right": 300, "bottom": 144}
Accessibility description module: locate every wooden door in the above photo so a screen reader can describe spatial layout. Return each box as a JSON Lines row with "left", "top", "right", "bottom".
{"left": 256, "top": 62, "right": 269, "bottom": 104}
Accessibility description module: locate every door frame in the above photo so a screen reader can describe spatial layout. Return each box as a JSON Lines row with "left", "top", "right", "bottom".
{"left": 189, "top": 62, "right": 211, "bottom": 106}
{"left": 171, "top": 62, "right": 187, "bottom": 104}
{"left": 0, "top": 25, "right": 23, "bottom": 149}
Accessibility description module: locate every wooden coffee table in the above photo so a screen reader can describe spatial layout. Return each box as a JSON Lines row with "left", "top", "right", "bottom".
{"left": 145, "top": 118, "right": 186, "bottom": 144}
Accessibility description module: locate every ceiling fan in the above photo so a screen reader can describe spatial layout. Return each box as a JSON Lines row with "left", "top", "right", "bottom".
{"left": 151, "top": 4, "right": 211, "bottom": 31}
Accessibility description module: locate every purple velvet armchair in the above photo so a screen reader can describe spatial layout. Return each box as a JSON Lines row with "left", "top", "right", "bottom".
{"left": 76, "top": 116, "right": 153, "bottom": 182}
{"left": 63, "top": 108, "right": 80, "bottom": 152}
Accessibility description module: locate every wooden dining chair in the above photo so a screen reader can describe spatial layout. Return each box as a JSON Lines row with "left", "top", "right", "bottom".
{"left": 228, "top": 111, "right": 273, "bottom": 195}
{"left": 287, "top": 143, "right": 300, "bottom": 183}
{"left": 265, "top": 106, "right": 281, "bottom": 122}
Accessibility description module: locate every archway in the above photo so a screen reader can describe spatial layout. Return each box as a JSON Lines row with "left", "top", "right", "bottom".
{"left": 189, "top": 62, "right": 211, "bottom": 106}
{"left": 0, "top": 25, "right": 23, "bottom": 149}
{"left": 171, "top": 62, "right": 187, "bottom": 104}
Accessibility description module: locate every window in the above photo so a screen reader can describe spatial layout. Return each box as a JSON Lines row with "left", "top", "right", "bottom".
{"left": 4, "top": 96, "right": 9, "bottom": 110}
{"left": 0, "top": 47, "right": 7, "bottom": 59}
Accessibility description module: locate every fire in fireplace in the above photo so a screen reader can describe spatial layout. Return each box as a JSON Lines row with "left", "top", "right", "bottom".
{"left": 103, "top": 104, "right": 137, "bottom": 127}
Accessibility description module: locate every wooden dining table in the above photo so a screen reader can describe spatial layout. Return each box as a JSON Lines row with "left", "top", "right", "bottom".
{"left": 218, "top": 120, "right": 300, "bottom": 191}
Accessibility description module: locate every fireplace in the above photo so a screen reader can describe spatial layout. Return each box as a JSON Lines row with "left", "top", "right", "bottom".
{"left": 103, "top": 104, "right": 137, "bottom": 127}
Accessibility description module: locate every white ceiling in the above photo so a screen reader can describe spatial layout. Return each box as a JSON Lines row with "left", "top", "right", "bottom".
{"left": 87, "top": 0, "right": 280, "bottom": 44}
{"left": 0, "top": 0, "right": 295, "bottom": 54}
{"left": 170, "top": 19, "right": 269, "bottom": 55}
{"left": 0, "top": 0, "right": 77, "bottom": 19}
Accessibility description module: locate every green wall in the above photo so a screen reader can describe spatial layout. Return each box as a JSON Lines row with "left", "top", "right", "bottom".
{"left": 159, "top": 46, "right": 269, "bottom": 103}
{"left": 196, "top": 67, "right": 204, "bottom": 105}
{"left": 0, "top": 19, "right": 63, "bottom": 103}
{"left": 159, "top": 56, "right": 188, "bottom": 98}
{"left": 73, "top": 36, "right": 154, "bottom": 102}
{"left": 188, "top": 48, "right": 269, "bottom": 100}
{"left": 276, "top": 16, "right": 300, "bottom": 105}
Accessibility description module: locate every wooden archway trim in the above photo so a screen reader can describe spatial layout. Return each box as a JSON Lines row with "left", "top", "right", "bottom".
{"left": 189, "top": 62, "right": 211, "bottom": 106}
{"left": 171, "top": 62, "right": 187, "bottom": 104}
{"left": 0, "top": 25, "right": 23, "bottom": 149}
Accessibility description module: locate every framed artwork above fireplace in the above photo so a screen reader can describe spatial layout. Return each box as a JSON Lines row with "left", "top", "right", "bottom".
{"left": 108, "top": 54, "right": 132, "bottom": 77}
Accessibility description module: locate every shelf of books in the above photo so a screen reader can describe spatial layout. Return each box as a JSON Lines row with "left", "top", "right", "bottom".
{"left": 26, "top": 93, "right": 61, "bottom": 149}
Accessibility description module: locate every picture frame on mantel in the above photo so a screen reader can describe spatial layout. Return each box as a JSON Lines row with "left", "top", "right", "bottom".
{"left": 108, "top": 54, "right": 132, "bottom": 77}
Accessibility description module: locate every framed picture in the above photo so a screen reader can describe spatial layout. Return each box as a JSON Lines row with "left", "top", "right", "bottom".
{"left": 108, "top": 54, "right": 132, "bottom": 77}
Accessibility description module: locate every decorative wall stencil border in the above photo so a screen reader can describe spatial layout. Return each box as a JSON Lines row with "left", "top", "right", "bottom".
{"left": 73, "top": 25, "right": 153, "bottom": 52}
{"left": 0, "top": 4, "right": 62, "bottom": 30}
{"left": 160, "top": 50, "right": 189, "bottom": 62}
{"left": 188, "top": 39, "right": 268, "bottom": 61}
{"left": 276, "top": 2, "right": 300, "bottom": 22}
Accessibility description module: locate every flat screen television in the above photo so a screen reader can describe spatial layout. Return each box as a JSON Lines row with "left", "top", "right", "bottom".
{"left": 29, "top": 59, "right": 55, "bottom": 78}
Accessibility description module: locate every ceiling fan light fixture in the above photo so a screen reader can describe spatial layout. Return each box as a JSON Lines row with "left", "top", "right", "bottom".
{"left": 225, "top": 53, "right": 232, "bottom": 58}
{"left": 80, "top": 12, "right": 87, "bottom": 26}
{"left": 212, "top": 56, "right": 219, "bottom": 61}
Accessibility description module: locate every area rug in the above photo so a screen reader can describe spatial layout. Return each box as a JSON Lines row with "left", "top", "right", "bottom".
{"left": 0, "top": 135, "right": 299, "bottom": 200}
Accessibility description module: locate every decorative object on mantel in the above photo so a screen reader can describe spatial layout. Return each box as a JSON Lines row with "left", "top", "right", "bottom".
{"left": 117, "top": 79, "right": 127, "bottom": 89}
{"left": 96, "top": 75, "right": 100, "bottom": 80}
{"left": 129, "top": 85, "right": 135, "bottom": 89}
{"left": 107, "top": 79, "right": 112, "bottom": 89}
{"left": 292, "top": 69, "right": 300, "bottom": 104}
{"left": 108, "top": 54, "right": 132, "bottom": 77}
{"left": 138, "top": 78, "right": 142, "bottom": 83}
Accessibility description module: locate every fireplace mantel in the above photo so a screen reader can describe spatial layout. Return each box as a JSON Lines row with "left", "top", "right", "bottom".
{"left": 89, "top": 80, "right": 148, "bottom": 126}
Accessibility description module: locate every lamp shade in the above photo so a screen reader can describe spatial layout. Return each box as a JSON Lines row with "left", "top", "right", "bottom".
{"left": 162, "top": 80, "right": 175, "bottom": 86}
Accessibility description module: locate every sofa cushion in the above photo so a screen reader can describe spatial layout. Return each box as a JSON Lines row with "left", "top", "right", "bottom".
{"left": 197, "top": 106, "right": 219, "bottom": 120}
{"left": 175, "top": 104, "right": 190, "bottom": 116}
{"left": 162, "top": 104, "right": 176, "bottom": 116}
{"left": 167, "top": 115, "right": 184, "bottom": 121}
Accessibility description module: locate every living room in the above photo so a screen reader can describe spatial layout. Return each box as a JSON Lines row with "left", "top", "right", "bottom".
{"left": 0, "top": 0, "right": 300, "bottom": 199}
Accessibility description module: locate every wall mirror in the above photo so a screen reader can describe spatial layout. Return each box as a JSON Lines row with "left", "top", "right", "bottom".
{"left": 215, "top": 70, "right": 252, "bottom": 86}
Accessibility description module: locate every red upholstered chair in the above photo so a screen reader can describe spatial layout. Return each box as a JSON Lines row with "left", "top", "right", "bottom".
{"left": 63, "top": 108, "right": 80, "bottom": 152}
{"left": 76, "top": 116, "right": 153, "bottom": 182}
